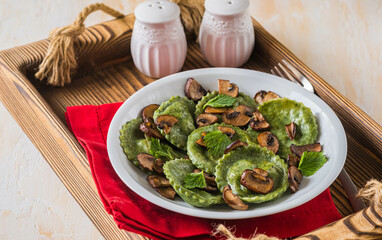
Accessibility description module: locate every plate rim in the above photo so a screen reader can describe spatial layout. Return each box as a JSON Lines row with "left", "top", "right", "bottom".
{"left": 106, "top": 67, "right": 347, "bottom": 219}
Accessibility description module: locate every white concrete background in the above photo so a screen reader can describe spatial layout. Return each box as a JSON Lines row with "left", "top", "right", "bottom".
{"left": 1, "top": 0, "right": 381, "bottom": 239}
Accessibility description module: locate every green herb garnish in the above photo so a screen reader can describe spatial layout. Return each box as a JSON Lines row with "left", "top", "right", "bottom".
{"left": 298, "top": 151, "right": 327, "bottom": 176}
{"left": 203, "top": 94, "right": 237, "bottom": 109}
{"left": 203, "top": 130, "right": 232, "bottom": 158}
{"left": 149, "top": 137, "right": 175, "bottom": 160}
{"left": 184, "top": 171, "right": 207, "bottom": 189}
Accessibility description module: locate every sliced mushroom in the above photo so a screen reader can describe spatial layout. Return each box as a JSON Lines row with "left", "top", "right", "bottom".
{"left": 257, "top": 132, "right": 279, "bottom": 154}
{"left": 223, "top": 185, "right": 248, "bottom": 210}
{"left": 235, "top": 105, "right": 253, "bottom": 117}
{"left": 204, "top": 106, "right": 228, "bottom": 114}
{"left": 137, "top": 153, "right": 156, "bottom": 172}
{"left": 218, "top": 79, "right": 239, "bottom": 97}
{"left": 155, "top": 115, "right": 179, "bottom": 134}
{"left": 217, "top": 126, "right": 236, "bottom": 139}
{"left": 141, "top": 104, "right": 160, "bottom": 122}
{"left": 202, "top": 185, "right": 218, "bottom": 193}
{"left": 254, "top": 91, "right": 280, "bottom": 105}
{"left": 224, "top": 140, "right": 248, "bottom": 154}
{"left": 288, "top": 166, "right": 303, "bottom": 193}
{"left": 250, "top": 110, "right": 270, "bottom": 131}
{"left": 287, "top": 154, "right": 299, "bottom": 167}
{"left": 285, "top": 122, "right": 297, "bottom": 140}
{"left": 290, "top": 143, "right": 322, "bottom": 158}
{"left": 241, "top": 168, "right": 274, "bottom": 194}
{"left": 155, "top": 187, "right": 177, "bottom": 200}
{"left": 196, "top": 113, "right": 218, "bottom": 127}
{"left": 153, "top": 158, "right": 165, "bottom": 174}
{"left": 147, "top": 174, "right": 171, "bottom": 188}
{"left": 193, "top": 169, "right": 217, "bottom": 187}
{"left": 184, "top": 77, "right": 207, "bottom": 101}
{"left": 140, "top": 120, "right": 164, "bottom": 139}
{"left": 222, "top": 109, "right": 251, "bottom": 126}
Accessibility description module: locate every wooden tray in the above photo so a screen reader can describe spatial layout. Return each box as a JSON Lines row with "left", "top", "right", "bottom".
{"left": 0, "top": 14, "right": 381, "bottom": 239}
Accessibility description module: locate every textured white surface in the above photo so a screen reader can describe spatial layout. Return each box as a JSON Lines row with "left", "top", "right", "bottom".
{"left": 0, "top": 0, "right": 381, "bottom": 239}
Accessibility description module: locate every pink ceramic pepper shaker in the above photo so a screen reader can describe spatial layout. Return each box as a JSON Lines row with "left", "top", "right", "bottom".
{"left": 199, "top": 0, "right": 254, "bottom": 67}
{"left": 131, "top": 0, "right": 187, "bottom": 78}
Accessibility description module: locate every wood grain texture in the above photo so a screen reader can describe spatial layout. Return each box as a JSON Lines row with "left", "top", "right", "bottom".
{"left": 0, "top": 14, "right": 381, "bottom": 239}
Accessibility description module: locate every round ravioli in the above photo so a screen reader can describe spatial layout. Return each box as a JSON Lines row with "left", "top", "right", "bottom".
{"left": 258, "top": 98, "right": 318, "bottom": 160}
{"left": 187, "top": 123, "right": 252, "bottom": 174}
{"left": 194, "top": 91, "right": 258, "bottom": 117}
{"left": 215, "top": 144, "right": 288, "bottom": 203}
{"left": 120, "top": 117, "right": 150, "bottom": 167}
{"left": 163, "top": 158, "right": 224, "bottom": 207}
{"left": 153, "top": 96, "right": 196, "bottom": 150}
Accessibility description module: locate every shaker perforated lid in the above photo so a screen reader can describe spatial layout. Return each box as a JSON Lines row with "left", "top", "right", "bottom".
{"left": 134, "top": 0, "right": 180, "bottom": 24}
{"left": 205, "top": 0, "right": 249, "bottom": 16}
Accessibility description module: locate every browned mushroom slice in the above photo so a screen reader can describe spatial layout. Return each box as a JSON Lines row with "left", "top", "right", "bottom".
{"left": 250, "top": 110, "right": 270, "bottom": 131}
{"left": 290, "top": 143, "right": 322, "bottom": 158}
{"left": 224, "top": 140, "right": 248, "bottom": 154}
{"left": 285, "top": 122, "right": 297, "bottom": 140}
{"left": 257, "top": 132, "right": 279, "bottom": 154}
{"left": 140, "top": 120, "right": 164, "bottom": 139}
{"left": 137, "top": 153, "right": 156, "bottom": 172}
{"left": 222, "top": 185, "right": 248, "bottom": 210}
{"left": 202, "top": 185, "right": 218, "bottom": 193}
{"left": 147, "top": 174, "right": 172, "bottom": 188}
{"left": 184, "top": 77, "right": 207, "bottom": 101}
{"left": 193, "top": 169, "right": 217, "bottom": 187}
{"left": 288, "top": 166, "right": 303, "bottom": 193}
{"left": 222, "top": 109, "right": 251, "bottom": 126}
{"left": 204, "top": 106, "right": 228, "bottom": 114}
{"left": 155, "top": 115, "right": 179, "bottom": 134}
{"left": 141, "top": 104, "right": 160, "bottom": 122}
{"left": 196, "top": 113, "right": 218, "bottom": 127}
{"left": 240, "top": 168, "right": 274, "bottom": 194}
{"left": 254, "top": 90, "right": 280, "bottom": 105}
{"left": 217, "top": 126, "right": 236, "bottom": 139}
{"left": 155, "top": 187, "right": 177, "bottom": 200}
{"left": 287, "top": 154, "right": 299, "bottom": 167}
{"left": 153, "top": 158, "right": 165, "bottom": 174}
{"left": 235, "top": 105, "right": 253, "bottom": 117}
{"left": 218, "top": 79, "right": 239, "bottom": 97}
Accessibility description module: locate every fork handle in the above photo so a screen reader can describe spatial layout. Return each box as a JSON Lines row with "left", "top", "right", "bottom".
{"left": 338, "top": 169, "right": 366, "bottom": 212}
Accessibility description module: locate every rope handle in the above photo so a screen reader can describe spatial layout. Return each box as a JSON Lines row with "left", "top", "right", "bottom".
{"left": 35, "top": 3, "right": 124, "bottom": 86}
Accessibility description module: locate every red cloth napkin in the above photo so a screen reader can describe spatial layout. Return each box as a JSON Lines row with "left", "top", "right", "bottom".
{"left": 65, "top": 102, "right": 342, "bottom": 240}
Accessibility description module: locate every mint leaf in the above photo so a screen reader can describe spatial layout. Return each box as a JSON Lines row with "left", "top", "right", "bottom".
{"left": 184, "top": 171, "right": 207, "bottom": 189}
{"left": 298, "top": 151, "right": 327, "bottom": 176}
{"left": 203, "top": 131, "right": 232, "bottom": 158}
{"left": 203, "top": 94, "right": 237, "bottom": 109}
{"left": 149, "top": 137, "right": 174, "bottom": 160}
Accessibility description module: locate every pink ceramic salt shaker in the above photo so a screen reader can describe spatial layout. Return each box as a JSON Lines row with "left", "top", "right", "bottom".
{"left": 199, "top": 0, "right": 254, "bottom": 67}
{"left": 131, "top": 1, "right": 187, "bottom": 78}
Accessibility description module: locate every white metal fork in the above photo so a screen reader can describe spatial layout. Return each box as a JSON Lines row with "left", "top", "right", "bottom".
{"left": 271, "top": 60, "right": 366, "bottom": 212}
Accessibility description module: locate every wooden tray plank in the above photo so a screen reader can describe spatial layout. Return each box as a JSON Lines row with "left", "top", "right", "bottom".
{"left": 0, "top": 14, "right": 381, "bottom": 240}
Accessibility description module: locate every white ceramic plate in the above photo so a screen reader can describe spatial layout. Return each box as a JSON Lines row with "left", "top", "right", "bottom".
{"left": 107, "top": 68, "right": 347, "bottom": 219}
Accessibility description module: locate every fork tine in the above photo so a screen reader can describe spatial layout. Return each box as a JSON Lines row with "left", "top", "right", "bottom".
{"left": 282, "top": 60, "right": 314, "bottom": 93}
{"left": 277, "top": 63, "right": 302, "bottom": 86}
{"left": 282, "top": 60, "right": 304, "bottom": 79}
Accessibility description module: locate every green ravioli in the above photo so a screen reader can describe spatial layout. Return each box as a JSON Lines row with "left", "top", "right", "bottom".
{"left": 163, "top": 158, "right": 224, "bottom": 207}
{"left": 258, "top": 98, "right": 318, "bottom": 159}
{"left": 119, "top": 117, "right": 150, "bottom": 167}
{"left": 215, "top": 144, "right": 288, "bottom": 203}
{"left": 153, "top": 96, "right": 196, "bottom": 150}
{"left": 187, "top": 123, "right": 252, "bottom": 174}
{"left": 194, "top": 91, "right": 258, "bottom": 117}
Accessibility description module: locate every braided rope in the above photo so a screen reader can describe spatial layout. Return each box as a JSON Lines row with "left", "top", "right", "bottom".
{"left": 35, "top": 3, "right": 124, "bottom": 86}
